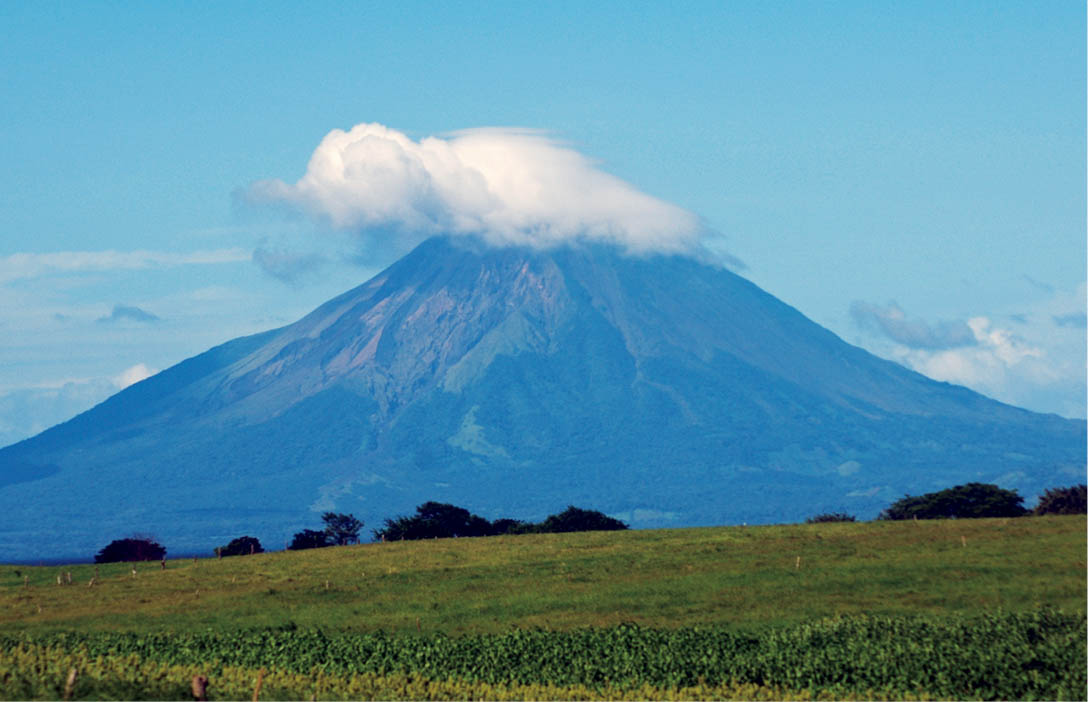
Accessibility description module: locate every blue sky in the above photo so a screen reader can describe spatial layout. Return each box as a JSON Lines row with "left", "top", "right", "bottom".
{"left": 1, "top": 1, "right": 1084, "bottom": 445}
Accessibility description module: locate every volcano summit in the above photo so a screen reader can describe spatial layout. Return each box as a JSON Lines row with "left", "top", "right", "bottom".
{"left": 1, "top": 236, "right": 1083, "bottom": 559}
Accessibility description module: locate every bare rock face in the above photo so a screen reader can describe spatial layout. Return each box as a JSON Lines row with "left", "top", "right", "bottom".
{"left": 1, "top": 236, "right": 1083, "bottom": 559}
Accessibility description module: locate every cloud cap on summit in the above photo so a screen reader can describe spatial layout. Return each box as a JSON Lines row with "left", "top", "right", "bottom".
{"left": 246, "top": 123, "right": 705, "bottom": 255}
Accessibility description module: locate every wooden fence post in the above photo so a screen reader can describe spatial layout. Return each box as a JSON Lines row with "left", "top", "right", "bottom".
{"left": 191, "top": 674, "right": 208, "bottom": 701}
{"left": 252, "top": 668, "right": 265, "bottom": 702}
{"left": 62, "top": 668, "right": 78, "bottom": 700}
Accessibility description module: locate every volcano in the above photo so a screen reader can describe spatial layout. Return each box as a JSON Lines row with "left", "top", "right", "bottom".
{"left": 1, "top": 236, "right": 1083, "bottom": 560}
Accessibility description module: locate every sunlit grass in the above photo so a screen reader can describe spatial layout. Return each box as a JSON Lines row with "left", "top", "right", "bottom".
{"left": 1, "top": 515, "right": 1083, "bottom": 636}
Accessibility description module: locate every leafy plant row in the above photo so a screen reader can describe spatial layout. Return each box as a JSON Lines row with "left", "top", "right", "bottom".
{"left": 2, "top": 610, "right": 1084, "bottom": 700}
{"left": 0, "top": 645, "right": 822, "bottom": 701}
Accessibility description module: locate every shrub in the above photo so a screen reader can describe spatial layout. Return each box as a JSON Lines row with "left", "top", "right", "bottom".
{"left": 374, "top": 502, "right": 492, "bottom": 541}
{"left": 879, "top": 482, "right": 1027, "bottom": 520}
{"left": 1034, "top": 484, "right": 1087, "bottom": 515}
{"left": 94, "top": 537, "right": 166, "bottom": 563}
{"left": 805, "top": 512, "right": 856, "bottom": 523}
{"left": 536, "top": 506, "right": 628, "bottom": 533}
{"left": 287, "top": 529, "right": 329, "bottom": 550}
{"left": 216, "top": 535, "right": 264, "bottom": 557}
{"left": 490, "top": 518, "right": 530, "bottom": 535}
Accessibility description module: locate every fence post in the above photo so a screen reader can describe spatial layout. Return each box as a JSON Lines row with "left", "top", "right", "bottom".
{"left": 252, "top": 668, "right": 265, "bottom": 702}
{"left": 62, "top": 668, "right": 78, "bottom": 700}
{"left": 191, "top": 674, "right": 208, "bottom": 701}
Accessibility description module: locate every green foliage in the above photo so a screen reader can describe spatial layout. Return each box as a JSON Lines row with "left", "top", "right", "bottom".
{"left": 805, "top": 512, "right": 856, "bottom": 523}
{"left": 93, "top": 538, "right": 166, "bottom": 563}
{"left": 879, "top": 482, "right": 1027, "bottom": 520}
{"left": 1, "top": 610, "right": 1083, "bottom": 700}
{"left": 536, "top": 505, "right": 628, "bottom": 533}
{"left": 287, "top": 529, "right": 328, "bottom": 551}
{"left": 215, "top": 535, "right": 263, "bottom": 557}
{"left": 1034, "top": 484, "right": 1087, "bottom": 515}
{"left": 372, "top": 502, "right": 627, "bottom": 540}
{"left": 322, "top": 512, "right": 363, "bottom": 546}
{"left": 374, "top": 502, "right": 492, "bottom": 541}
{"left": 489, "top": 517, "right": 530, "bottom": 535}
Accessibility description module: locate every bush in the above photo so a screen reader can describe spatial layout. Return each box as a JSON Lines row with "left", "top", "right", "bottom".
{"left": 216, "top": 536, "right": 264, "bottom": 557}
{"left": 374, "top": 502, "right": 492, "bottom": 541}
{"left": 490, "top": 518, "right": 530, "bottom": 535}
{"left": 287, "top": 529, "right": 329, "bottom": 551}
{"left": 806, "top": 512, "right": 856, "bottom": 523}
{"left": 1034, "top": 484, "right": 1087, "bottom": 515}
{"left": 879, "top": 482, "right": 1027, "bottom": 520}
{"left": 536, "top": 506, "right": 628, "bottom": 533}
{"left": 372, "top": 503, "right": 628, "bottom": 541}
{"left": 94, "top": 537, "right": 166, "bottom": 563}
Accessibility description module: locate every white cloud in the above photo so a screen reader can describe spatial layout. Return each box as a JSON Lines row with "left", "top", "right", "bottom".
{"left": 114, "top": 363, "right": 154, "bottom": 389}
{"left": 0, "top": 248, "right": 250, "bottom": 283}
{"left": 0, "top": 363, "right": 157, "bottom": 447}
{"left": 852, "top": 286, "right": 1086, "bottom": 418}
{"left": 246, "top": 123, "right": 704, "bottom": 254}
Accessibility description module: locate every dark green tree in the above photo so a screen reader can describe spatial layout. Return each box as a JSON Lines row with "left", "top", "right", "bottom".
{"left": 216, "top": 535, "right": 264, "bottom": 557}
{"left": 805, "top": 512, "right": 857, "bottom": 523}
{"left": 1033, "top": 484, "right": 1087, "bottom": 515}
{"left": 322, "top": 512, "right": 364, "bottom": 546}
{"left": 536, "top": 506, "right": 628, "bottom": 533}
{"left": 490, "top": 518, "right": 531, "bottom": 535}
{"left": 879, "top": 483, "right": 1027, "bottom": 520}
{"left": 287, "top": 529, "right": 329, "bottom": 550}
{"left": 94, "top": 537, "right": 166, "bottom": 563}
{"left": 374, "top": 502, "right": 493, "bottom": 541}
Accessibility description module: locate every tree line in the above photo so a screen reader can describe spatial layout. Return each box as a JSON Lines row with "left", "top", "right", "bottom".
{"left": 93, "top": 503, "right": 627, "bottom": 563}
{"left": 94, "top": 483, "right": 1085, "bottom": 563}
{"left": 807, "top": 482, "right": 1085, "bottom": 523}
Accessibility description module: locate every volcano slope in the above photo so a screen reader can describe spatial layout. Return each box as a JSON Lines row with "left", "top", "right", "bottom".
{"left": 0, "top": 236, "right": 1083, "bottom": 559}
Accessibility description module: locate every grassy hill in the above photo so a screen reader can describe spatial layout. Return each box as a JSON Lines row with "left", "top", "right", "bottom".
{"left": 3, "top": 515, "right": 1084, "bottom": 636}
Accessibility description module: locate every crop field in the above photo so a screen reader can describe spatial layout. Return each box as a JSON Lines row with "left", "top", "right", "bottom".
{"left": 0, "top": 516, "right": 1084, "bottom": 699}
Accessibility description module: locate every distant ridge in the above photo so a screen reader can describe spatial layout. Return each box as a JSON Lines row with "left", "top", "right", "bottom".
{"left": 1, "top": 236, "right": 1083, "bottom": 560}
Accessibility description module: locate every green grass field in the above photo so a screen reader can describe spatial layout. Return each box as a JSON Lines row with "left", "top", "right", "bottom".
{"left": 3, "top": 515, "right": 1083, "bottom": 635}
{"left": 1, "top": 516, "right": 1084, "bottom": 699}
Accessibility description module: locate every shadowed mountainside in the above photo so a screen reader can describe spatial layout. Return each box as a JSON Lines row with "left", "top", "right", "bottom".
{"left": 1, "top": 236, "right": 1083, "bottom": 559}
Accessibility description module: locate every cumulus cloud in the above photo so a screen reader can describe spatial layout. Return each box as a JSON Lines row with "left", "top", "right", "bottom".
{"left": 849, "top": 301, "right": 976, "bottom": 350}
{"left": 0, "top": 248, "right": 249, "bottom": 284}
{"left": 114, "top": 363, "right": 154, "bottom": 389}
{"left": 851, "top": 290, "right": 1086, "bottom": 418}
{"left": 245, "top": 123, "right": 705, "bottom": 254}
{"left": 97, "top": 304, "right": 160, "bottom": 324}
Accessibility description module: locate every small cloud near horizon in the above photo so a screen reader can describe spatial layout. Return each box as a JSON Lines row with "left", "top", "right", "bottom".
{"left": 849, "top": 301, "right": 976, "bottom": 350}
{"left": 252, "top": 245, "right": 328, "bottom": 284}
{"left": 97, "top": 304, "right": 161, "bottom": 324}
{"left": 849, "top": 290, "right": 1086, "bottom": 419}
{"left": 0, "top": 248, "right": 249, "bottom": 284}
{"left": 114, "top": 363, "right": 154, "bottom": 389}
{"left": 1052, "top": 312, "right": 1087, "bottom": 329}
